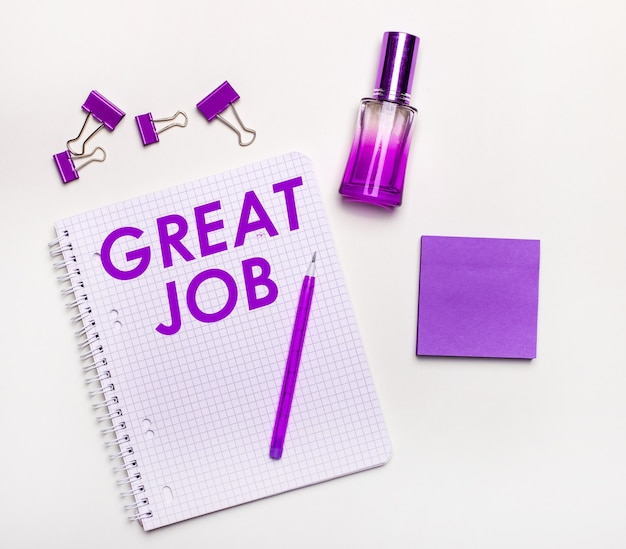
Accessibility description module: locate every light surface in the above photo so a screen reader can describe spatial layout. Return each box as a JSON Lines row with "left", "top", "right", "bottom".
{"left": 2, "top": 1, "right": 626, "bottom": 548}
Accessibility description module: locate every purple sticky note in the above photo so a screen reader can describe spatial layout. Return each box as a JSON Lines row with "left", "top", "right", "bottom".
{"left": 417, "top": 236, "right": 540, "bottom": 359}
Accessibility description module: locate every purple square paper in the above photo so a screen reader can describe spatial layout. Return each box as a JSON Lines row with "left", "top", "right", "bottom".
{"left": 417, "top": 236, "right": 540, "bottom": 359}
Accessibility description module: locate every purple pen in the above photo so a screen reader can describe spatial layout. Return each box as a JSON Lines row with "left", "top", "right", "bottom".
{"left": 270, "top": 253, "right": 316, "bottom": 460}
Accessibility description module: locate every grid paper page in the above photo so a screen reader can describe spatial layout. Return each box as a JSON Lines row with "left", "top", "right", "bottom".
{"left": 54, "top": 152, "right": 391, "bottom": 530}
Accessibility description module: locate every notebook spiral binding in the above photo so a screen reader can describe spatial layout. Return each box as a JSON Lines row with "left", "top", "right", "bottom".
{"left": 49, "top": 231, "right": 153, "bottom": 523}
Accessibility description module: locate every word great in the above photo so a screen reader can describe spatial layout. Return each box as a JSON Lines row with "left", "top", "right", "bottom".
{"left": 99, "top": 177, "right": 303, "bottom": 335}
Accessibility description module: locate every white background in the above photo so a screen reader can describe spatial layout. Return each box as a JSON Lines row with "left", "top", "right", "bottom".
{"left": 2, "top": 1, "right": 625, "bottom": 547}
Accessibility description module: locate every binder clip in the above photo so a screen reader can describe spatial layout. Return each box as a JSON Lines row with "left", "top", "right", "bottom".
{"left": 53, "top": 147, "right": 106, "bottom": 184}
{"left": 67, "top": 90, "right": 125, "bottom": 156}
{"left": 196, "top": 81, "right": 257, "bottom": 146}
{"left": 135, "top": 110, "right": 188, "bottom": 146}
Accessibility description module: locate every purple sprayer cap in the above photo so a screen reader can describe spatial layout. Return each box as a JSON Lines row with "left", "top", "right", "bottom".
{"left": 373, "top": 32, "right": 420, "bottom": 105}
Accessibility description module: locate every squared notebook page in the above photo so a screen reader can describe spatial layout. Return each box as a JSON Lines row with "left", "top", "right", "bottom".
{"left": 54, "top": 152, "right": 391, "bottom": 530}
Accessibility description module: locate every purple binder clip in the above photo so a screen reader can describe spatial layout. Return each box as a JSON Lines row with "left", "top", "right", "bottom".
{"left": 53, "top": 147, "right": 106, "bottom": 184}
{"left": 135, "top": 110, "right": 188, "bottom": 146}
{"left": 196, "top": 81, "right": 256, "bottom": 146}
{"left": 67, "top": 90, "right": 125, "bottom": 155}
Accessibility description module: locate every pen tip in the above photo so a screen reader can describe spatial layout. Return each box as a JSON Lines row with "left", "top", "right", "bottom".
{"left": 311, "top": 252, "right": 316, "bottom": 263}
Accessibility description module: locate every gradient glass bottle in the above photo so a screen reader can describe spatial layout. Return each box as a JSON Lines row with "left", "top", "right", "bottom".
{"left": 340, "top": 32, "right": 420, "bottom": 208}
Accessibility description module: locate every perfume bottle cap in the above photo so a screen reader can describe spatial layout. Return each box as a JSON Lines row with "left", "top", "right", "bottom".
{"left": 373, "top": 32, "right": 420, "bottom": 105}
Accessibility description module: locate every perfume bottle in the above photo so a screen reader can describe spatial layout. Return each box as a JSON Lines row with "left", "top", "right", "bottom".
{"left": 339, "top": 32, "right": 420, "bottom": 208}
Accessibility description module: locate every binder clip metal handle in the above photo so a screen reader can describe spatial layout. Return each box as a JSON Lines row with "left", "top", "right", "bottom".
{"left": 135, "top": 111, "right": 188, "bottom": 146}
{"left": 197, "top": 81, "right": 257, "bottom": 146}
{"left": 53, "top": 147, "right": 106, "bottom": 184}
{"left": 67, "top": 91, "right": 125, "bottom": 156}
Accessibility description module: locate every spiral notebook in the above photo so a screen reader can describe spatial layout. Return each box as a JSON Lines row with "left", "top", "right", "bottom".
{"left": 50, "top": 152, "right": 391, "bottom": 530}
